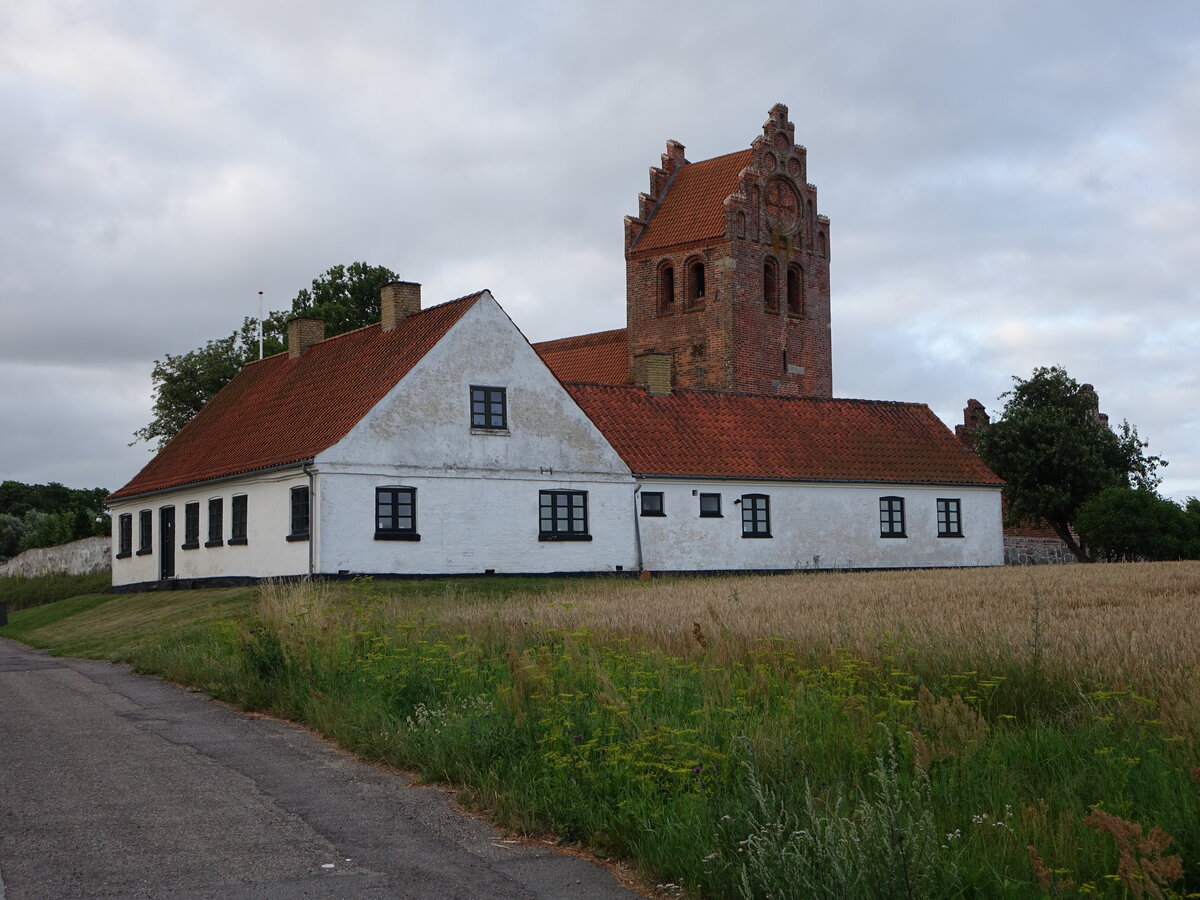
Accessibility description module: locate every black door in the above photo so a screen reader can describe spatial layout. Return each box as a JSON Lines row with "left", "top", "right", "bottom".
{"left": 159, "top": 507, "right": 175, "bottom": 579}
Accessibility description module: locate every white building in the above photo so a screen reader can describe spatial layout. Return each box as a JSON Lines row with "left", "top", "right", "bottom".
{"left": 109, "top": 106, "right": 1004, "bottom": 588}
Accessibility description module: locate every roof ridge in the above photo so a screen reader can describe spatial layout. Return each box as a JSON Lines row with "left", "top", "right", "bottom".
{"left": 565, "top": 381, "right": 932, "bottom": 408}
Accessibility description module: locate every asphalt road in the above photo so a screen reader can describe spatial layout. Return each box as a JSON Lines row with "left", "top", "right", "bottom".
{"left": 0, "top": 638, "right": 637, "bottom": 899}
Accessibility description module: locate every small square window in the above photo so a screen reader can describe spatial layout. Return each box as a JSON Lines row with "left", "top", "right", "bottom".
{"left": 539, "top": 490, "right": 591, "bottom": 541}
{"left": 741, "top": 494, "right": 771, "bottom": 538}
{"left": 699, "top": 493, "right": 722, "bottom": 517}
{"left": 640, "top": 491, "right": 665, "bottom": 516}
{"left": 937, "top": 498, "right": 963, "bottom": 538}
{"left": 471, "top": 385, "right": 507, "bottom": 430}
{"left": 375, "top": 486, "right": 420, "bottom": 541}
{"left": 880, "top": 496, "right": 906, "bottom": 538}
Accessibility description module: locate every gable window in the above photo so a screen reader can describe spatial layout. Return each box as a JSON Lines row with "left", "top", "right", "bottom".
{"left": 375, "top": 486, "right": 420, "bottom": 541}
{"left": 763, "top": 258, "right": 779, "bottom": 313}
{"left": 136, "top": 509, "right": 153, "bottom": 555}
{"left": 880, "top": 496, "right": 906, "bottom": 538}
{"left": 787, "top": 265, "right": 804, "bottom": 316}
{"left": 539, "top": 490, "right": 591, "bottom": 541}
{"left": 658, "top": 263, "right": 675, "bottom": 315}
{"left": 937, "top": 498, "right": 963, "bottom": 537}
{"left": 117, "top": 513, "right": 133, "bottom": 559}
{"left": 640, "top": 491, "right": 665, "bottom": 517}
{"left": 741, "top": 494, "right": 771, "bottom": 538}
{"left": 471, "top": 385, "right": 507, "bottom": 430}
{"left": 288, "top": 486, "right": 310, "bottom": 541}
{"left": 206, "top": 498, "right": 224, "bottom": 547}
{"left": 699, "top": 493, "right": 722, "bottom": 517}
{"left": 230, "top": 494, "right": 248, "bottom": 545}
{"left": 183, "top": 502, "right": 200, "bottom": 549}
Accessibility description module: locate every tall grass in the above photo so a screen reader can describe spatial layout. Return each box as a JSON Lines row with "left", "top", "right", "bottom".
{"left": 128, "top": 564, "right": 1200, "bottom": 897}
{"left": 0, "top": 571, "right": 110, "bottom": 611}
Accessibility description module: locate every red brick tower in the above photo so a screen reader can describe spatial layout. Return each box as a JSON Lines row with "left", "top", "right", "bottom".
{"left": 624, "top": 104, "right": 832, "bottom": 397}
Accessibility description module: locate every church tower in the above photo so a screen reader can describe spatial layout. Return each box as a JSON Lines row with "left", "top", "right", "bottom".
{"left": 624, "top": 104, "right": 832, "bottom": 397}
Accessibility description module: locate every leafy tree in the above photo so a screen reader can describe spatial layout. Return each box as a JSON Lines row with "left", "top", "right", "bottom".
{"left": 132, "top": 262, "right": 398, "bottom": 448}
{"left": 974, "top": 366, "right": 1165, "bottom": 562}
{"left": 1076, "top": 487, "right": 1196, "bottom": 561}
{"left": 0, "top": 481, "right": 109, "bottom": 557}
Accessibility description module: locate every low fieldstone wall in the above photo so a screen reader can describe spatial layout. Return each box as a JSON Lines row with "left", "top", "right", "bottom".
{"left": 1004, "top": 536, "right": 1074, "bottom": 565}
{"left": 0, "top": 536, "right": 111, "bottom": 578}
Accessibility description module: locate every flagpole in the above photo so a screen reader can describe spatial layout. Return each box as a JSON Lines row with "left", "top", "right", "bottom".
{"left": 258, "top": 290, "right": 264, "bottom": 360}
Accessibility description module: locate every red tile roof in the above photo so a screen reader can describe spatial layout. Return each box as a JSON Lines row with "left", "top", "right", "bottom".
{"left": 566, "top": 383, "right": 1003, "bottom": 485}
{"left": 534, "top": 328, "right": 628, "bottom": 385}
{"left": 632, "top": 150, "right": 753, "bottom": 253}
{"left": 111, "top": 294, "right": 483, "bottom": 500}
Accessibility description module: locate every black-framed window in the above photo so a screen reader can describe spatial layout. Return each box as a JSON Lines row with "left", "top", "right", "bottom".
{"left": 375, "top": 486, "right": 420, "bottom": 541}
{"left": 183, "top": 502, "right": 200, "bottom": 549}
{"left": 699, "top": 493, "right": 722, "bottom": 517}
{"left": 880, "top": 496, "right": 906, "bottom": 538}
{"left": 937, "top": 498, "right": 963, "bottom": 538}
{"left": 539, "top": 490, "right": 591, "bottom": 541}
{"left": 471, "top": 385, "right": 507, "bottom": 430}
{"left": 640, "top": 491, "right": 665, "bottom": 517}
{"left": 741, "top": 494, "right": 771, "bottom": 538}
{"left": 288, "top": 486, "right": 310, "bottom": 541}
{"left": 137, "top": 509, "right": 152, "bottom": 555}
{"left": 206, "top": 498, "right": 223, "bottom": 547}
{"left": 117, "top": 513, "right": 132, "bottom": 558}
{"left": 230, "top": 495, "right": 248, "bottom": 545}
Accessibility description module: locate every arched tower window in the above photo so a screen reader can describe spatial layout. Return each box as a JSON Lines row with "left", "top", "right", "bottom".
{"left": 658, "top": 263, "right": 675, "bottom": 315}
{"left": 763, "top": 258, "right": 779, "bottom": 313}
{"left": 787, "top": 265, "right": 804, "bottom": 316}
{"left": 818, "top": 231, "right": 827, "bottom": 258}
{"left": 685, "top": 258, "right": 705, "bottom": 308}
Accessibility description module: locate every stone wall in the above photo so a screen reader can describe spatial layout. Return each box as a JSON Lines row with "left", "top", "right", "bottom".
{"left": 0, "top": 536, "right": 111, "bottom": 578}
{"left": 1004, "top": 536, "right": 1075, "bottom": 566}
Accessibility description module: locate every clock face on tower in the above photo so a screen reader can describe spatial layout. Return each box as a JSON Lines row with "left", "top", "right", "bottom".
{"left": 764, "top": 177, "right": 800, "bottom": 234}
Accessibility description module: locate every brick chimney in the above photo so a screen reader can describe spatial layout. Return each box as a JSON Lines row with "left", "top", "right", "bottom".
{"left": 381, "top": 281, "right": 421, "bottom": 331}
{"left": 287, "top": 316, "right": 324, "bottom": 359}
{"left": 634, "top": 353, "right": 673, "bottom": 396}
{"left": 955, "top": 398, "right": 990, "bottom": 451}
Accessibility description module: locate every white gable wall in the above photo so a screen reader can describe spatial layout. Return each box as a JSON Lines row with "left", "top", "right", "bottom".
{"left": 315, "top": 293, "right": 637, "bottom": 575}
{"left": 636, "top": 479, "right": 1003, "bottom": 571}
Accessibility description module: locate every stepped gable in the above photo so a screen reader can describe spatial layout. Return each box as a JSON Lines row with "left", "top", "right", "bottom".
{"left": 566, "top": 382, "right": 1003, "bottom": 486}
{"left": 631, "top": 150, "right": 753, "bottom": 252}
{"left": 111, "top": 293, "right": 484, "bottom": 500}
{"left": 533, "top": 328, "right": 628, "bottom": 384}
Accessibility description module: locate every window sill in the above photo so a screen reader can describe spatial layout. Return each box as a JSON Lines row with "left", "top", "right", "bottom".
{"left": 181, "top": 542, "right": 200, "bottom": 551}
{"left": 470, "top": 427, "right": 510, "bottom": 437}
{"left": 204, "top": 539, "right": 224, "bottom": 548}
{"left": 880, "top": 534, "right": 907, "bottom": 539}
{"left": 742, "top": 533, "right": 773, "bottom": 539}
{"left": 286, "top": 533, "right": 310, "bottom": 542}
{"left": 938, "top": 533, "right": 964, "bottom": 539}
{"left": 375, "top": 532, "right": 421, "bottom": 541}
{"left": 115, "top": 551, "right": 132, "bottom": 560}
{"left": 136, "top": 548, "right": 152, "bottom": 556}
{"left": 640, "top": 511, "right": 666, "bottom": 517}
{"left": 538, "top": 533, "right": 593, "bottom": 542}
{"left": 699, "top": 513, "right": 723, "bottom": 518}
{"left": 228, "top": 537, "right": 248, "bottom": 546}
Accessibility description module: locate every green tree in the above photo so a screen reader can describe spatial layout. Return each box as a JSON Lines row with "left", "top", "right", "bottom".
{"left": 974, "top": 366, "right": 1165, "bottom": 562}
{"left": 132, "top": 262, "right": 398, "bottom": 448}
{"left": 1075, "top": 487, "right": 1194, "bottom": 561}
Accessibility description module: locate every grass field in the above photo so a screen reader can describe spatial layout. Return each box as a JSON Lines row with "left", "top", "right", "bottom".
{"left": 3, "top": 563, "right": 1198, "bottom": 897}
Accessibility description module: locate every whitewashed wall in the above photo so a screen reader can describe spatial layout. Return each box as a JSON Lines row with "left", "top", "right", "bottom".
{"left": 636, "top": 479, "right": 1003, "bottom": 571}
{"left": 315, "top": 293, "right": 638, "bottom": 574}
{"left": 110, "top": 470, "right": 312, "bottom": 586}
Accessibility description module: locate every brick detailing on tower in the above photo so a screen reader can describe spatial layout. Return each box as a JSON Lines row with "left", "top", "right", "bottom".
{"left": 623, "top": 103, "right": 832, "bottom": 398}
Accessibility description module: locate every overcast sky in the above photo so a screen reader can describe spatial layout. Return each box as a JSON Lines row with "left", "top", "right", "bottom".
{"left": 2, "top": 0, "right": 1197, "bottom": 502}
